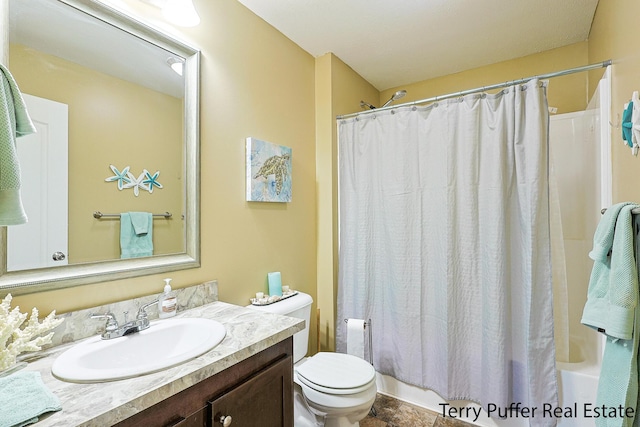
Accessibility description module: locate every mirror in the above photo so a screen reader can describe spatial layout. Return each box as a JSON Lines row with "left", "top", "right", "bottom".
{"left": 0, "top": 0, "right": 200, "bottom": 295}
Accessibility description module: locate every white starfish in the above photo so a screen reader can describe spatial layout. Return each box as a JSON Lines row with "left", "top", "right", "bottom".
{"left": 123, "top": 171, "right": 149, "bottom": 197}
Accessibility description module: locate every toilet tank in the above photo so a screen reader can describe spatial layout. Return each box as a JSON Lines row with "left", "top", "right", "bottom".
{"left": 247, "top": 291, "right": 313, "bottom": 363}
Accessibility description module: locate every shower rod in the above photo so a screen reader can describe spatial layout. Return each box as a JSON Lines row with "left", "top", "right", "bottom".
{"left": 337, "top": 60, "right": 612, "bottom": 120}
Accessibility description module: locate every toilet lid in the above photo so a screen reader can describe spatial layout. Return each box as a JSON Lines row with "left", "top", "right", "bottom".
{"left": 295, "top": 352, "right": 375, "bottom": 391}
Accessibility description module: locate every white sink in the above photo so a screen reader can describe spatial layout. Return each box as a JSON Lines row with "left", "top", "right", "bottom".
{"left": 52, "top": 317, "right": 226, "bottom": 383}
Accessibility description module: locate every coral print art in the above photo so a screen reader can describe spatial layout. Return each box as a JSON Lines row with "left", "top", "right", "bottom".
{"left": 246, "top": 137, "right": 292, "bottom": 202}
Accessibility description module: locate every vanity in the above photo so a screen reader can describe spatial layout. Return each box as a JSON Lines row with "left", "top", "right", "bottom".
{"left": 27, "top": 299, "right": 304, "bottom": 427}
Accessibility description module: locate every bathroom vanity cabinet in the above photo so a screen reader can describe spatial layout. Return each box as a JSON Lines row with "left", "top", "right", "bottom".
{"left": 114, "top": 337, "right": 294, "bottom": 427}
{"left": 29, "top": 299, "right": 303, "bottom": 427}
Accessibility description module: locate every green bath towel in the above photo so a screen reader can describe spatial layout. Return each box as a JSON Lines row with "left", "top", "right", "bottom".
{"left": 0, "top": 371, "right": 61, "bottom": 427}
{"left": 582, "top": 202, "right": 639, "bottom": 340}
{"left": 582, "top": 203, "right": 640, "bottom": 427}
{"left": 0, "top": 63, "right": 36, "bottom": 225}
{"left": 120, "top": 212, "right": 153, "bottom": 259}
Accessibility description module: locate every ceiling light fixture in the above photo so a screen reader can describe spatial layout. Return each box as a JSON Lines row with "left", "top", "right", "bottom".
{"left": 167, "top": 57, "right": 185, "bottom": 75}
{"left": 162, "top": 0, "right": 200, "bottom": 27}
{"left": 139, "top": 0, "right": 200, "bottom": 27}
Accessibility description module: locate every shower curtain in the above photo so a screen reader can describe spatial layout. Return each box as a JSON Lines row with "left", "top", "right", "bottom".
{"left": 337, "top": 79, "right": 558, "bottom": 424}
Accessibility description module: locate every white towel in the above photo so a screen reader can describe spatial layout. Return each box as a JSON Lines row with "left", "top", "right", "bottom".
{"left": 346, "top": 318, "right": 365, "bottom": 359}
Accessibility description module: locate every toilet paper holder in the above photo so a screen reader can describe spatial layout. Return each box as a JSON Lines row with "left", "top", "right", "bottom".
{"left": 343, "top": 318, "right": 377, "bottom": 418}
{"left": 343, "top": 318, "right": 370, "bottom": 329}
{"left": 343, "top": 318, "right": 373, "bottom": 366}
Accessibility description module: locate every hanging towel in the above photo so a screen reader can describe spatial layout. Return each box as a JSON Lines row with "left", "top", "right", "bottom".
{"left": 0, "top": 371, "right": 62, "bottom": 427}
{"left": 0, "top": 63, "right": 36, "bottom": 225}
{"left": 582, "top": 202, "right": 639, "bottom": 339}
{"left": 581, "top": 203, "right": 640, "bottom": 427}
{"left": 120, "top": 212, "right": 153, "bottom": 259}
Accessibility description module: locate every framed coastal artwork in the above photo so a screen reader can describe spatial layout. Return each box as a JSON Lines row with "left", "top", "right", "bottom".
{"left": 246, "top": 137, "right": 292, "bottom": 202}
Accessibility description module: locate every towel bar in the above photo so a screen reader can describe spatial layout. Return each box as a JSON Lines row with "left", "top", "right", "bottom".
{"left": 601, "top": 207, "right": 640, "bottom": 215}
{"left": 93, "top": 211, "right": 172, "bottom": 219}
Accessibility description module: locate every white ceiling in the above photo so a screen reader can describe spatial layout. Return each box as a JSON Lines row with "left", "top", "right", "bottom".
{"left": 236, "top": 0, "right": 600, "bottom": 91}
{"left": 10, "top": 0, "right": 184, "bottom": 98}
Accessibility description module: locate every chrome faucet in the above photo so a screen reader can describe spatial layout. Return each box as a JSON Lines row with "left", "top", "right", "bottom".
{"left": 90, "top": 299, "right": 158, "bottom": 340}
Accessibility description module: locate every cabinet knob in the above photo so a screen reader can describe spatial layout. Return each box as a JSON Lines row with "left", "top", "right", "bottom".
{"left": 219, "top": 415, "right": 232, "bottom": 427}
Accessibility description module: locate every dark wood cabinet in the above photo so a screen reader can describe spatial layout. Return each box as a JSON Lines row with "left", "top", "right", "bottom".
{"left": 210, "top": 356, "right": 292, "bottom": 427}
{"left": 166, "top": 407, "right": 208, "bottom": 427}
{"left": 115, "top": 337, "right": 293, "bottom": 427}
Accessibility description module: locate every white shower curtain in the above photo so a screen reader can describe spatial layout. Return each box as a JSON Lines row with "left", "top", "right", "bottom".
{"left": 337, "top": 79, "right": 558, "bottom": 425}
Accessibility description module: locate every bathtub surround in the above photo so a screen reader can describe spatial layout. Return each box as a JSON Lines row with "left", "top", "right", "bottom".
{"left": 337, "top": 79, "right": 557, "bottom": 425}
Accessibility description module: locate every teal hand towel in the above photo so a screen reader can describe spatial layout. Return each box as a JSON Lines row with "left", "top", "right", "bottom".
{"left": 129, "top": 211, "right": 149, "bottom": 235}
{"left": 593, "top": 212, "right": 640, "bottom": 427}
{"left": 0, "top": 371, "right": 62, "bottom": 427}
{"left": 0, "top": 63, "right": 36, "bottom": 225}
{"left": 120, "top": 212, "right": 153, "bottom": 259}
{"left": 582, "top": 203, "right": 640, "bottom": 340}
{"left": 589, "top": 202, "right": 633, "bottom": 262}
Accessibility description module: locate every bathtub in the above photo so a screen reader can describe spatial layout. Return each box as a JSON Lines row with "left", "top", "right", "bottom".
{"left": 376, "top": 338, "right": 601, "bottom": 427}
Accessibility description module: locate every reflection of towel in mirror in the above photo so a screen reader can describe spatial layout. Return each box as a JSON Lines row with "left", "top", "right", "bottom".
{"left": 0, "top": 63, "right": 36, "bottom": 225}
{"left": 120, "top": 212, "right": 153, "bottom": 259}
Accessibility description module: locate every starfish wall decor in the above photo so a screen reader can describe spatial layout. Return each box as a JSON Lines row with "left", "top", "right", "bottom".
{"left": 105, "top": 165, "right": 163, "bottom": 196}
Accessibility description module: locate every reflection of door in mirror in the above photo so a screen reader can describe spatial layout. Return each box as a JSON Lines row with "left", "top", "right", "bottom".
{"left": 7, "top": 94, "right": 68, "bottom": 271}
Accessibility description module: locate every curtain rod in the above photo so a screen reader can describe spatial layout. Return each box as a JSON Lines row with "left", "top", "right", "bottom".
{"left": 337, "top": 60, "right": 612, "bottom": 120}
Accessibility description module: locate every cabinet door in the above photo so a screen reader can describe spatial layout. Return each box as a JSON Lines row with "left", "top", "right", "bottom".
{"left": 165, "top": 406, "right": 208, "bottom": 427}
{"left": 210, "top": 356, "right": 293, "bottom": 427}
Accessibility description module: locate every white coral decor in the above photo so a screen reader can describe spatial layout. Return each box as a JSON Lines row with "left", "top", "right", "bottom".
{"left": 0, "top": 293, "right": 64, "bottom": 371}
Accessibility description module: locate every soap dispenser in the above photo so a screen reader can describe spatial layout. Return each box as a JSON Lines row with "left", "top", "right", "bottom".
{"left": 158, "top": 278, "right": 177, "bottom": 318}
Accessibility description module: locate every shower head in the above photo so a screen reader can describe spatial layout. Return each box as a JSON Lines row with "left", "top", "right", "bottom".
{"left": 360, "top": 100, "right": 376, "bottom": 110}
{"left": 381, "top": 90, "right": 407, "bottom": 108}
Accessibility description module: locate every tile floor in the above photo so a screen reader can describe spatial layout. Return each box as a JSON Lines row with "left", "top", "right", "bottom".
{"left": 361, "top": 394, "right": 476, "bottom": 427}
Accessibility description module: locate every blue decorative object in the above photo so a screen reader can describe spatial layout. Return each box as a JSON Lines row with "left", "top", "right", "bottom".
{"left": 622, "top": 101, "right": 634, "bottom": 147}
{"left": 104, "top": 165, "right": 131, "bottom": 190}
{"left": 268, "top": 271, "right": 283, "bottom": 296}
{"left": 142, "top": 169, "right": 163, "bottom": 193}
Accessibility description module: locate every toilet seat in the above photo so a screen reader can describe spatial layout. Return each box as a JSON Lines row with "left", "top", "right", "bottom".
{"left": 295, "top": 352, "right": 376, "bottom": 395}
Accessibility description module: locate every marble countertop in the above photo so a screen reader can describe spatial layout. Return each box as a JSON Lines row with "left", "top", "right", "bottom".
{"left": 26, "top": 301, "right": 304, "bottom": 427}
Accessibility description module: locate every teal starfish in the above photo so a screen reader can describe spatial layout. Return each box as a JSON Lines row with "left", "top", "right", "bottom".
{"left": 142, "top": 169, "right": 163, "bottom": 193}
{"left": 105, "top": 165, "right": 131, "bottom": 190}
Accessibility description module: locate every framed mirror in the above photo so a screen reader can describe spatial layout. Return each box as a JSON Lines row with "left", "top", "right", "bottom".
{"left": 0, "top": 0, "right": 200, "bottom": 295}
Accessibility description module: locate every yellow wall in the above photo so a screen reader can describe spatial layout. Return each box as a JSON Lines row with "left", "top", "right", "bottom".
{"left": 588, "top": 0, "right": 640, "bottom": 203}
{"left": 7, "top": 0, "right": 639, "bottom": 361}
{"left": 10, "top": 44, "right": 184, "bottom": 263}
{"left": 381, "top": 42, "right": 590, "bottom": 115}
{"left": 10, "top": 0, "right": 319, "bottom": 354}
{"left": 315, "top": 53, "right": 378, "bottom": 351}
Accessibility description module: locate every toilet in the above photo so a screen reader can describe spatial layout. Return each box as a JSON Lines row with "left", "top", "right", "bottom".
{"left": 248, "top": 291, "right": 376, "bottom": 427}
